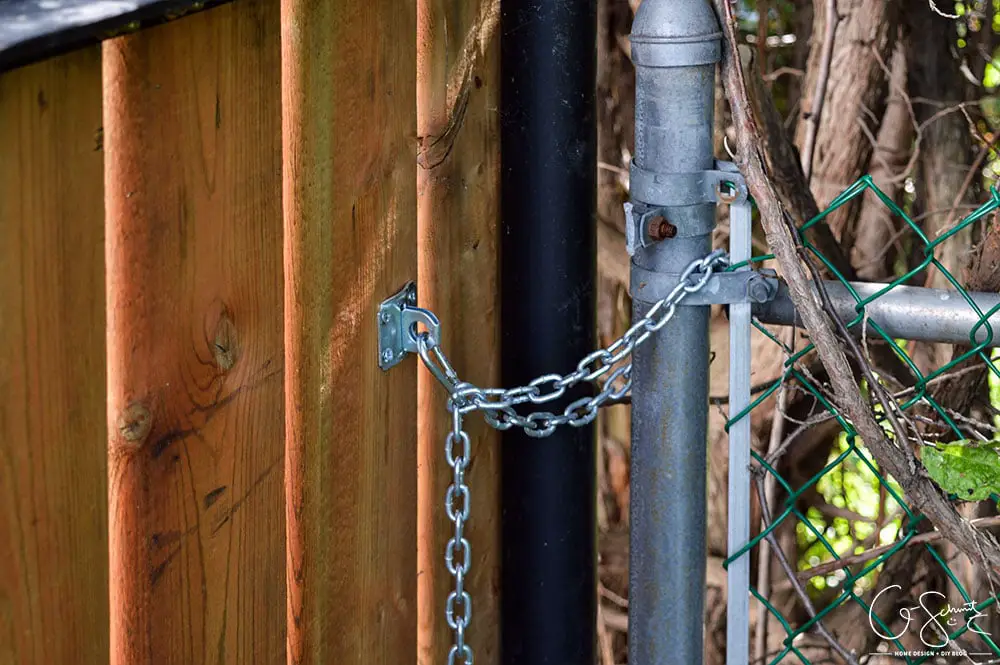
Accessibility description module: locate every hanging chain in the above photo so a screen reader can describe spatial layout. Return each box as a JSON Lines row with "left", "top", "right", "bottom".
{"left": 414, "top": 248, "right": 730, "bottom": 665}
{"left": 444, "top": 405, "right": 473, "bottom": 665}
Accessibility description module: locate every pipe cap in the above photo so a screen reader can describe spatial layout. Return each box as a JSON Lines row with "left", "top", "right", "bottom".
{"left": 629, "top": 0, "right": 722, "bottom": 68}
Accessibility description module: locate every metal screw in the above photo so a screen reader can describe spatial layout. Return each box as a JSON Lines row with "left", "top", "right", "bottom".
{"left": 382, "top": 348, "right": 395, "bottom": 364}
{"left": 407, "top": 290, "right": 417, "bottom": 305}
{"left": 647, "top": 215, "right": 677, "bottom": 241}
{"left": 380, "top": 311, "right": 391, "bottom": 325}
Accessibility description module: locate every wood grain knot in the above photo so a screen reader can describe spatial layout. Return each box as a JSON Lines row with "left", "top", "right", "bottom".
{"left": 213, "top": 311, "right": 240, "bottom": 372}
{"left": 395, "top": 592, "right": 409, "bottom": 615}
{"left": 117, "top": 402, "right": 152, "bottom": 444}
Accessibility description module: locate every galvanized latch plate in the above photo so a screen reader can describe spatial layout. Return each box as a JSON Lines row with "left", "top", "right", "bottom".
{"left": 377, "top": 282, "right": 441, "bottom": 370}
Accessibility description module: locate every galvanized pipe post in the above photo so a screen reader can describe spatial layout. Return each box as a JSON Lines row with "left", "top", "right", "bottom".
{"left": 627, "top": 2, "right": 722, "bottom": 664}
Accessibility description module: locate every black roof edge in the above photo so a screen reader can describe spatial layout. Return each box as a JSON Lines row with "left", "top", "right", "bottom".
{"left": 1, "top": 0, "right": 234, "bottom": 73}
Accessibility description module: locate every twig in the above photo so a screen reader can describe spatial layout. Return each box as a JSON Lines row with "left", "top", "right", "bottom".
{"left": 800, "top": 0, "right": 837, "bottom": 182}
{"left": 597, "top": 161, "right": 629, "bottom": 177}
{"left": 713, "top": 0, "right": 1000, "bottom": 579}
{"left": 865, "top": 46, "right": 989, "bottom": 189}
{"left": 919, "top": 132, "right": 1000, "bottom": 288}
{"left": 597, "top": 604, "right": 617, "bottom": 665}
{"left": 756, "top": 0, "right": 769, "bottom": 75}
{"left": 755, "top": 327, "right": 794, "bottom": 663}
{"left": 795, "top": 516, "right": 1000, "bottom": 582}
{"left": 929, "top": 0, "right": 961, "bottom": 19}
{"left": 599, "top": 582, "right": 629, "bottom": 609}
{"left": 753, "top": 475, "right": 860, "bottom": 665}
{"left": 762, "top": 66, "right": 804, "bottom": 82}
{"left": 602, "top": 606, "right": 629, "bottom": 633}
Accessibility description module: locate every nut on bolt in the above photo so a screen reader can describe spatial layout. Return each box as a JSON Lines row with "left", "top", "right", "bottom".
{"left": 647, "top": 215, "right": 677, "bottom": 241}
{"left": 746, "top": 273, "right": 776, "bottom": 304}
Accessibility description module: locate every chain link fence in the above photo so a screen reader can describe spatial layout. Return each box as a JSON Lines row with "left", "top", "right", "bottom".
{"left": 724, "top": 176, "right": 1000, "bottom": 664}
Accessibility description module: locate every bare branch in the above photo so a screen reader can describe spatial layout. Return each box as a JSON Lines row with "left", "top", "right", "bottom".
{"left": 793, "top": 515, "right": 1000, "bottom": 582}
{"left": 928, "top": 0, "right": 960, "bottom": 19}
{"left": 753, "top": 475, "right": 860, "bottom": 665}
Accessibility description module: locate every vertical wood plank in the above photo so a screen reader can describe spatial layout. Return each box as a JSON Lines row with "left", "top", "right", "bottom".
{"left": 0, "top": 48, "right": 108, "bottom": 665}
{"left": 103, "top": 4, "right": 285, "bottom": 663}
{"left": 281, "top": 0, "right": 418, "bottom": 662}
{"left": 416, "top": 1, "right": 501, "bottom": 664}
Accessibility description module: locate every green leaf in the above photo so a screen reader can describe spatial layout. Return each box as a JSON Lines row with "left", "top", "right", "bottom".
{"left": 922, "top": 442, "right": 1000, "bottom": 502}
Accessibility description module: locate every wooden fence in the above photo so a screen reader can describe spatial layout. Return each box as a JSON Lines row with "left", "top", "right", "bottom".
{"left": 0, "top": 0, "right": 500, "bottom": 663}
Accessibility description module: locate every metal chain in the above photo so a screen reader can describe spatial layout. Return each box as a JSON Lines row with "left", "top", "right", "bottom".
{"left": 416, "top": 248, "right": 730, "bottom": 665}
{"left": 444, "top": 404, "right": 473, "bottom": 665}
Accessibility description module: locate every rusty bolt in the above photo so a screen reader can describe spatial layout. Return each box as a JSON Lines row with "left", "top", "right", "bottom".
{"left": 647, "top": 215, "right": 677, "bottom": 241}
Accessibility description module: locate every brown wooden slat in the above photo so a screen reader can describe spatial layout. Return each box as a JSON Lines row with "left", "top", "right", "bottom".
{"left": 415, "top": 1, "right": 501, "bottom": 664}
{"left": 280, "top": 0, "right": 418, "bottom": 662}
{"left": 103, "top": 3, "right": 285, "bottom": 663}
{"left": 0, "top": 48, "right": 108, "bottom": 665}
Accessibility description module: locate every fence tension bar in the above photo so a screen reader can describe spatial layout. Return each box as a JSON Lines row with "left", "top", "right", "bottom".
{"left": 727, "top": 195, "right": 754, "bottom": 665}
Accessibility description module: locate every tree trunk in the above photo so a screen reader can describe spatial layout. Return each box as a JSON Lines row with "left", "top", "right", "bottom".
{"left": 794, "top": 0, "right": 899, "bottom": 248}
{"left": 906, "top": 7, "right": 979, "bottom": 376}
{"left": 784, "top": 0, "right": 814, "bottom": 133}
{"left": 907, "top": 7, "right": 976, "bottom": 291}
{"left": 853, "top": 42, "right": 912, "bottom": 281}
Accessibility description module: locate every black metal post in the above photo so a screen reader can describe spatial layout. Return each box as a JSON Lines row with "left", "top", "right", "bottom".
{"left": 499, "top": 0, "right": 597, "bottom": 664}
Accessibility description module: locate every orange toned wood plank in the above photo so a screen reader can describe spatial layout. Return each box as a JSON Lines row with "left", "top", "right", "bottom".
{"left": 103, "top": 4, "right": 284, "bottom": 663}
{"left": 281, "top": 0, "right": 417, "bottom": 662}
{"left": 416, "top": 1, "right": 500, "bottom": 664}
{"left": 0, "top": 48, "right": 107, "bottom": 665}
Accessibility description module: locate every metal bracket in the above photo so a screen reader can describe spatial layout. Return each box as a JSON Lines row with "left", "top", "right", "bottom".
{"left": 631, "top": 266, "right": 778, "bottom": 306}
{"left": 625, "top": 160, "right": 748, "bottom": 255}
{"left": 377, "top": 282, "right": 441, "bottom": 371}
{"left": 629, "top": 159, "right": 748, "bottom": 208}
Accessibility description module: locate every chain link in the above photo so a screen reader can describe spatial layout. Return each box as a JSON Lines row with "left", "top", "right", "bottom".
{"left": 417, "top": 249, "right": 729, "bottom": 665}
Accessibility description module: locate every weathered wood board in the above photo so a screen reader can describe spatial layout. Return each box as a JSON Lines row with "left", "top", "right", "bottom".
{"left": 416, "top": 1, "right": 501, "bottom": 663}
{"left": 103, "top": 3, "right": 286, "bottom": 662}
{"left": 0, "top": 47, "right": 109, "bottom": 665}
{"left": 281, "top": 0, "right": 419, "bottom": 663}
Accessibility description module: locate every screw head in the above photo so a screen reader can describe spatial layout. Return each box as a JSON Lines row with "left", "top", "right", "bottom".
{"left": 379, "top": 311, "right": 391, "bottom": 324}
{"left": 382, "top": 348, "right": 395, "bottom": 364}
{"left": 407, "top": 290, "right": 417, "bottom": 305}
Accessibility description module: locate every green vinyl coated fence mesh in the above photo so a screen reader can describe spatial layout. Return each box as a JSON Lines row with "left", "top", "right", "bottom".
{"left": 723, "top": 176, "right": 1000, "bottom": 664}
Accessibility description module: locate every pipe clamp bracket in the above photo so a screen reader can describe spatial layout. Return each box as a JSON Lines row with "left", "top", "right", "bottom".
{"left": 625, "top": 161, "right": 748, "bottom": 255}
{"left": 631, "top": 266, "right": 778, "bottom": 306}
